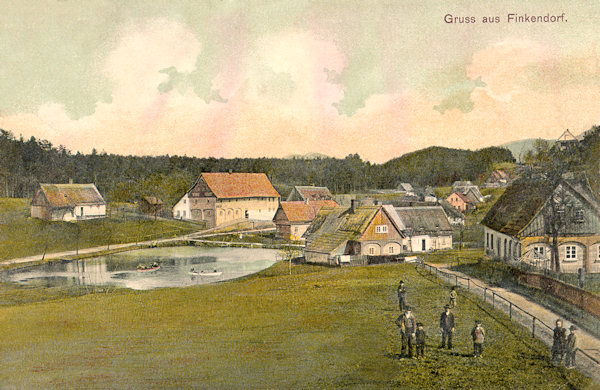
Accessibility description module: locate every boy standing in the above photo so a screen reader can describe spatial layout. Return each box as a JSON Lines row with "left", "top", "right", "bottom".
{"left": 397, "top": 280, "right": 408, "bottom": 311}
{"left": 565, "top": 325, "right": 578, "bottom": 369}
{"left": 471, "top": 320, "right": 485, "bottom": 358}
{"left": 415, "top": 322, "right": 426, "bottom": 359}
{"left": 449, "top": 286, "right": 457, "bottom": 308}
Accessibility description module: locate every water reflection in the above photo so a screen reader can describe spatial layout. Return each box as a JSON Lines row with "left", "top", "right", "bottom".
{"left": 6, "top": 247, "right": 279, "bottom": 290}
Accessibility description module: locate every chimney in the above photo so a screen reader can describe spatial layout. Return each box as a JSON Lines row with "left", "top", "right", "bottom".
{"left": 228, "top": 169, "right": 233, "bottom": 174}
{"left": 69, "top": 178, "right": 73, "bottom": 184}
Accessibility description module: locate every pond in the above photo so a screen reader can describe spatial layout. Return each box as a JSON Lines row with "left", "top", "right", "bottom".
{"left": 5, "top": 246, "right": 280, "bottom": 290}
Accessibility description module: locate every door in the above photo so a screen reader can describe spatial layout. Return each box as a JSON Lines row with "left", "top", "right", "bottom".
{"left": 421, "top": 239, "right": 426, "bottom": 251}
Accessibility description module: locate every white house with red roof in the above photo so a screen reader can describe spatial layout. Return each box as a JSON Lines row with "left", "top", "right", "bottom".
{"left": 184, "top": 172, "right": 280, "bottom": 228}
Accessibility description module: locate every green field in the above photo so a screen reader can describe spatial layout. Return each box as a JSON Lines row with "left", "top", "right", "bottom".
{"left": 0, "top": 198, "right": 201, "bottom": 261}
{"left": 0, "top": 261, "right": 592, "bottom": 389}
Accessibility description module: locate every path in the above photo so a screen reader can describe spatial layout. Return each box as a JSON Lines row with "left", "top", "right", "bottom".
{"left": 421, "top": 262, "right": 600, "bottom": 384}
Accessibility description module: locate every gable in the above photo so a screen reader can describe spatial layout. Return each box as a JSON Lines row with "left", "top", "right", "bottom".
{"left": 521, "top": 182, "right": 600, "bottom": 237}
{"left": 360, "top": 208, "right": 404, "bottom": 241}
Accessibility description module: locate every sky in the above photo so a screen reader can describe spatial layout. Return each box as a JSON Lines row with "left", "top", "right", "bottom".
{"left": 1, "top": 0, "right": 600, "bottom": 163}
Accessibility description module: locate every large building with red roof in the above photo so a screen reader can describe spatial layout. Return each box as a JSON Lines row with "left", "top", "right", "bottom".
{"left": 183, "top": 172, "right": 280, "bottom": 228}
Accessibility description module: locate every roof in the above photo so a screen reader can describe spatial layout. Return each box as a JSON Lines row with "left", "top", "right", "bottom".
{"left": 398, "top": 183, "right": 414, "bottom": 192}
{"left": 305, "top": 206, "right": 381, "bottom": 254}
{"left": 394, "top": 206, "right": 453, "bottom": 236}
{"left": 279, "top": 200, "right": 338, "bottom": 223}
{"left": 448, "top": 191, "right": 474, "bottom": 205}
{"left": 481, "top": 180, "right": 556, "bottom": 236}
{"left": 487, "top": 170, "right": 510, "bottom": 181}
{"left": 439, "top": 200, "right": 464, "bottom": 219}
{"left": 291, "top": 186, "right": 333, "bottom": 201}
{"left": 142, "top": 196, "right": 163, "bottom": 205}
{"left": 38, "top": 183, "right": 105, "bottom": 208}
{"left": 201, "top": 172, "right": 280, "bottom": 199}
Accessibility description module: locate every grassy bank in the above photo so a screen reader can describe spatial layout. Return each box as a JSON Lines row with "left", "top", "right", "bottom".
{"left": 0, "top": 262, "right": 591, "bottom": 389}
{"left": 0, "top": 198, "right": 200, "bottom": 261}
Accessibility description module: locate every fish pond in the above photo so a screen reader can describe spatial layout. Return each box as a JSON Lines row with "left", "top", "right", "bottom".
{"left": 5, "top": 246, "right": 280, "bottom": 290}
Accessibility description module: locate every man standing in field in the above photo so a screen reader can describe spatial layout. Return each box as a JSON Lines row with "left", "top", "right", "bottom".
{"left": 397, "top": 280, "right": 407, "bottom": 311}
{"left": 439, "top": 305, "right": 455, "bottom": 350}
{"left": 471, "top": 320, "right": 485, "bottom": 358}
{"left": 395, "top": 307, "right": 416, "bottom": 358}
{"left": 552, "top": 319, "right": 567, "bottom": 364}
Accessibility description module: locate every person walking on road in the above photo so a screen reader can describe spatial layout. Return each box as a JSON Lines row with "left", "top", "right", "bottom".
{"left": 395, "top": 307, "right": 416, "bottom": 358}
{"left": 397, "top": 280, "right": 408, "bottom": 311}
{"left": 565, "top": 325, "right": 578, "bottom": 369}
{"left": 471, "top": 320, "right": 485, "bottom": 358}
{"left": 439, "top": 305, "right": 455, "bottom": 350}
{"left": 552, "top": 319, "right": 567, "bottom": 364}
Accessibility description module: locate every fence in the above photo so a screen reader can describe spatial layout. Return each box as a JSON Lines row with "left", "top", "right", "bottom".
{"left": 416, "top": 261, "right": 600, "bottom": 367}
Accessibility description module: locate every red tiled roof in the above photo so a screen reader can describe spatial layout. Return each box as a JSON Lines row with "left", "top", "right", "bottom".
{"left": 280, "top": 200, "right": 338, "bottom": 222}
{"left": 39, "top": 184, "right": 105, "bottom": 208}
{"left": 202, "top": 173, "right": 280, "bottom": 199}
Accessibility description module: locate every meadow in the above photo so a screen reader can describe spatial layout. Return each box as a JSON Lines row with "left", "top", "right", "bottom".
{"left": 0, "top": 198, "right": 200, "bottom": 261}
{"left": 0, "top": 261, "right": 592, "bottom": 389}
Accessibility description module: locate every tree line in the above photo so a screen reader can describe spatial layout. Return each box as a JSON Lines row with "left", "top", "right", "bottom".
{"left": 0, "top": 129, "right": 515, "bottom": 206}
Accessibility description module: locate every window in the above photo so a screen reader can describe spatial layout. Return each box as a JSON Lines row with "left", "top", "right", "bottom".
{"left": 176, "top": 210, "right": 180, "bottom": 217}
{"left": 389, "top": 246, "right": 394, "bottom": 254}
{"left": 369, "top": 247, "right": 376, "bottom": 255}
{"left": 575, "top": 209, "right": 585, "bottom": 223}
{"left": 565, "top": 245, "right": 577, "bottom": 261}
{"left": 183, "top": 199, "right": 186, "bottom": 204}
{"left": 183, "top": 210, "right": 186, "bottom": 218}
{"left": 533, "top": 246, "right": 545, "bottom": 259}
{"left": 490, "top": 234, "right": 494, "bottom": 249}
{"left": 375, "top": 225, "right": 388, "bottom": 234}
{"left": 597, "top": 246, "right": 600, "bottom": 262}
{"left": 486, "top": 233, "right": 489, "bottom": 248}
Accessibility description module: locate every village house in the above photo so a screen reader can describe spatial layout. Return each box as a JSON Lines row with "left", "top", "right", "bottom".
{"left": 273, "top": 200, "right": 338, "bottom": 241}
{"left": 452, "top": 181, "right": 484, "bottom": 204}
{"left": 138, "top": 196, "right": 164, "bottom": 218}
{"left": 397, "top": 183, "right": 416, "bottom": 196}
{"left": 303, "top": 202, "right": 405, "bottom": 265}
{"left": 172, "top": 193, "right": 191, "bottom": 220}
{"left": 485, "top": 169, "right": 511, "bottom": 188}
{"left": 287, "top": 186, "right": 334, "bottom": 202}
{"left": 439, "top": 200, "right": 465, "bottom": 225}
{"left": 482, "top": 178, "right": 600, "bottom": 273}
{"left": 185, "top": 172, "right": 280, "bottom": 228}
{"left": 394, "top": 206, "right": 454, "bottom": 252}
{"left": 446, "top": 191, "right": 475, "bottom": 212}
{"left": 31, "top": 183, "right": 106, "bottom": 221}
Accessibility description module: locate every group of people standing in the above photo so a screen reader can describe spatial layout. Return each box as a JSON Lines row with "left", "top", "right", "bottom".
{"left": 552, "top": 319, "right": 578, "bottom": 369}
{"left": 394, "top": 281, "right": 485, "bottom": 359}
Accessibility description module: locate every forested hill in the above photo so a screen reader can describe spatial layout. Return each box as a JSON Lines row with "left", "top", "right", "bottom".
{"left": 380, "top": 146, "right": 515, "bottom": 187}
{"left": 0, "top": 129, "right": 514, "bottom": 205}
